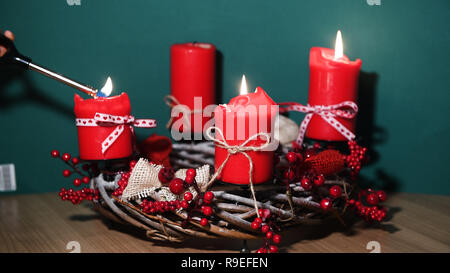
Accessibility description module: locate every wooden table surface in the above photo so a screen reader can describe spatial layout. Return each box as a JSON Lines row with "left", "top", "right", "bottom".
{"left": 0, "top": 192, "right": 449, "bottom": 253}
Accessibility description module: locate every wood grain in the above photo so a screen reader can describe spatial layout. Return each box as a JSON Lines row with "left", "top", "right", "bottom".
{"left": 0, "top": 192, "right": 448, "bottom": 253}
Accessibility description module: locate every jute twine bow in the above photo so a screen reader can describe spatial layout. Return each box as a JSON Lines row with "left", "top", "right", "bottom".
{"left": 278, "top": 101, "right": 358, "bottom": 146}
{"left": 76, "top": 112, "right": 156, "bottom": 154}
{"left": 164, "top": 95, "right": 203, "bottom": 130}
{"left": 205, "top": 126, "right": 271, "bottom": 218}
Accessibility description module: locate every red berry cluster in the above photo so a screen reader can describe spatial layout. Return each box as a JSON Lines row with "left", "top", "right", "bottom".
{"left": 58, "top": 187, "right": 99, "bottom": 204}
{"left": 252, "top": 209, "right": 282, "bottom": 253}
{"left": 112, "top": 160, "right": 136, "bottom": 197}
{"left": 52, "top": 150, "right": 98, "bottom": 204}
{"left": 140, "top": 199, "right": 181, "bottom": 214}
{"left": 347, "top": 189, "right": 387, "bottom": 222}
{"left": 345, "top": 141, "right": 367, "bottom": 178}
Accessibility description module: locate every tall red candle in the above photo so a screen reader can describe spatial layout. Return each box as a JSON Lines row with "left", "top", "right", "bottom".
{"left": 306, "top": 46, "right": 362, "bottom": 141}
{"left": 170, "top": 42, "right": 216, "bottom": 133}
{"left": 214, "top": 86, "right": 277, "bottom": 184}
{"left": 74, "top": 93, "right": 132, "bottom": 160}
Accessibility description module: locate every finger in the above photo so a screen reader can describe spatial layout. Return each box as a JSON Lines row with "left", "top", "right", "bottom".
{"left": 4, "top": 30, "right": 15, "bottom": 41}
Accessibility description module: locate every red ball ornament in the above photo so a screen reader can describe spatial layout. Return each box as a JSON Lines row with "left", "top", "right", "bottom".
{"left": 63, "top": 169, "right": 71, "bottom": 177}
{"left": 266, "top": 231, "right": 273, "bottom": 239}
{"left": 286, "top": 152, "right": 297, "bottom": 163}
{"left": 202, "top": 206, "right": 213, "bottom": 216}
{"left": 204, "top": 191, "right": 214, "bottom": 202}
{"left": 313, "top": 174, "right": 325, "bottom": 186}
{"left": 251, "top": 221, "right": 260, "bottom": 230}
{"left": 184, "top": 192, "right": 193, "bottom": 201}
{"left": 320, "top": 198, "right": 332, "bottom": 210}
{"left": 273, "top": 234, "right": 281, "bottom": 244}
{"left": 73, "top": 178, "right": 81, "bottom": 187}
{"left": 129, "top": 160, "right": 137, "bottom": 169}
{"left": 180, "top": 200, "right": 189, "bottom": 209}
{"left": 71, "top": 157, "right": 79, "bottom": 165}
{"left": 200, "top": 218, "right": 208, "bottom": 226}
{"left": 186, "top": 168, "right": 196, "bottom": 178}
{"left": 366, "top": 193, "right": 379, "bottom": 205}
{"left": 261, "top": 225, "right": 270, "bottom": 233}
{"left": 377, "top": 190, "right": 387, "bottom": 202}
{"left": 184, "top": 175, "right": 195, "bottom": 185}
{"left": 51, "top": 150, "right": 60, "bottom": 158}
{"left": 301, "top": 177, "right": 312, "bottom": 190}
{"left": 268, "top": 245, "right": 278, "bottom": 253}
{"left": 169, "top": 178, "right": 185, "bottom": 195}
{"left": 62, "top": 153, "right": 71, "bottom": 162}
{"left": 329, "top": 185, "right": 342, "bottom": 198}
{"left": 82, "top": 176, "right": 90, "bottom": 184}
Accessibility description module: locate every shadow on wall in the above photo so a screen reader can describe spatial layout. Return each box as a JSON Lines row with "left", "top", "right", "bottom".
{"left": 0, "top": 65, "right": 73, "bottom": 118}
{"left": 356, "top": 71, "right": 400, "bottom": 193}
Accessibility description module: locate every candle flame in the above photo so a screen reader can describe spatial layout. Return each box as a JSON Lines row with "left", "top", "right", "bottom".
{"left": 240, "top": 74, "right": 248, "bottom": 95}
{"left": 334, "top": 30, "right": 344, "bottom": 60}
{"left": 100, "top": 77, "right": 113, "bottom": 97}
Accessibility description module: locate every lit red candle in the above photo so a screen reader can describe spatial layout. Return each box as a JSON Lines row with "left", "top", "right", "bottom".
{"left": 306, "top": 31, "right": 362, "bottom": 141}
{"left": 213, "top": 76, "right": 277, "bottom": 184}
{"left": 170, "top": 42, "right": 216, "bottom": 133}
{"left": 74, "top": 92, "right": 133, "bottom": 160}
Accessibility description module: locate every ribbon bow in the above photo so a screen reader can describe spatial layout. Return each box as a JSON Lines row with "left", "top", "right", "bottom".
{"left": 76, "top": 112, "right": 156, "bottom": 154}
{"left": 205, "top": 126, "right": 271, "bottom": 218}
{"left": 278, "top": 101, "right": 358, "bottom": 146}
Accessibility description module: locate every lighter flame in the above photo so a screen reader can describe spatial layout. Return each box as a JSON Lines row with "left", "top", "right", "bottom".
{"left": 334, "top": 30, "right": 343, "bottom": 60}
{"left": 240, "top": 74, "right": 248, "bottom": 95}
{"left": 100, "top": 77, "right": 113, "bottom": 97}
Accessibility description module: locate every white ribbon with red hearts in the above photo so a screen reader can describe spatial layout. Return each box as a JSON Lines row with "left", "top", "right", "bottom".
{"left": 278, "top": 101, "right": 358, "bottom": 146}
{"left": 76, "top": 112, "right": 156, "bottom": 154}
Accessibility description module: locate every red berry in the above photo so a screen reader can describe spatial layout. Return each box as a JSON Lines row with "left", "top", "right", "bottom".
{"left": 261, "top": 225, "right": 270, "bottom": 233}
{"left": 286, "top": 152, "right": 297, "bottom": 163}
{"left": 158, "top": 167, "right": 174, "bottom": 184}
{"left": 254, "top": 217, "right": 262, "bottom": 224}
{"left": 273, "top": 234, "right": 281, "bottom": 244}
{"left": 204, "top": 191, "right": 214, "bottom": 202}
{"left": 262, "top": 209, "right": 271, "bottom": 219}
{"left": 251, "top": 221, "right": 260, "bottom": 230}
{"left": 71, "top": 157, "right": 79, "bottom": 165}
{"left": 301, "top": 177, "right": 312, "bottom": 190}
{"left": 51, "top": 150, "right": 60, "bottom": 158}
{"left": 185, "top": 175, "right": 195, "bottom": 185}
{"left": 184, "top": 192, "right": 193, "bottom": 201}
{"left": 82, "top": 176, "right": 90, "bottom": 184}
{"left": 268, "top": 245, "right": 278, "bottom": 253}
{"left": 186, "top": 168, "right": 196, "bottom": 178}
{"left": 329, "top": 185, "right": 342, "bottom": 198}
{"left": 320, "top": 198, "right": 332, "bottom": 210}
{"left": 314, "top": 175, "right": 325, "bottom": 186}
{"left": 284, "top": 169, "right": 294, "bottom": 180}
{"left": 62, "top": 153, "right": 71, "bottom": 162}
{"left": 180, "top": 200, "right": 189, "bottom": 209}
{"left": 366, "top": 193, "right": 379, "bottom": 205}
{"left": 169, "top": 178, "right": 184, "bottom": 195}
{"left": 313, "top": 142, "right": 321, "bottom": 149}
{"left": 73, "top": 178, "right": 81, "bottom": 187}
{"left": 202, "top": 206, "right": 213, "bottom": 216}
{"left": 129, "top": 160, "right": 137, "bottom": 169}
{"left": 63, "top": 169, "right": 71, "bottom": 177}
{"left": 200, "top": 218, "right": 208, "bottom": 226}
{"left": 377, "top": 190, "right": 387, "bottom": 202}
{"left": 266, "top": 231, "right": 273, "bottom": 239}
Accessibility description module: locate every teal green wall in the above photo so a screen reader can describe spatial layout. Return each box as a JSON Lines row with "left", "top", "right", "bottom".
{"left": 0, "top": 0, "right": 449, "bottom": 194}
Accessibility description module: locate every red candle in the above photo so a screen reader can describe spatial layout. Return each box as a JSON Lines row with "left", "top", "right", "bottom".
{"left": 74, "top": 92, "right": 133, "bottom": 160}
{"left": 170, "top": 42, "right": 216, "bottom": 133}
{"left": 214, "top": 80, "right": 277, "bottom": 184}
{"left": 306, "top": 31, "right": 362, "bottom": 141}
